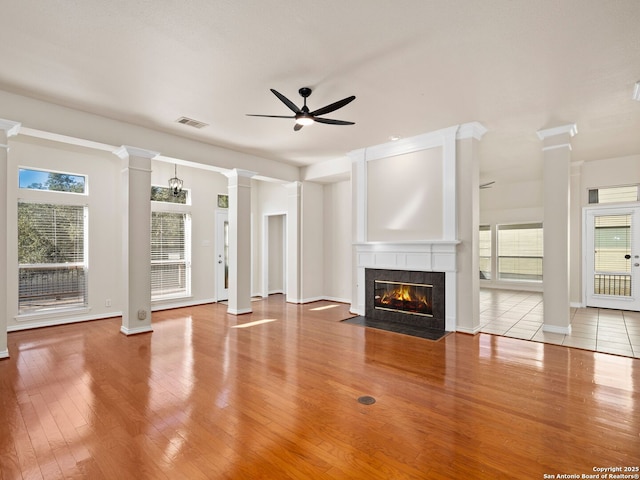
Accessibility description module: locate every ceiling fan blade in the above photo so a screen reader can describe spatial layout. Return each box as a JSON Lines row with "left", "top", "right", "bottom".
{"left": 270, "top": 89, "right": 301, "bottom": 114}
{"left": 294, "top": 123, "right": 303, "bottom": 131}
{"left": 246, "top": 114, "right": 295, "bottom": 118}
{"left": 314, "top": 117, "right": 355, "bottom": 126}
{"left": 309, "top": 95, "right": 356, "bottom": 117}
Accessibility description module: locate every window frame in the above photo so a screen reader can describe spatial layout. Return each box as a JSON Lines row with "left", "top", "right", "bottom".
{"left": 150, "top": 202, "right": 192, "bottom": 301}
{"left": 18, "top": 167, "right": 88, "bottom": 195}
{"left": 496, "top": 222, "right": 544, "bottom": 283}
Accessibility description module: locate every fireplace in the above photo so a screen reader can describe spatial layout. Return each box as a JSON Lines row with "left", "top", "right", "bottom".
{"left": 365, "top": 268, "right": 445, "bottom": 331}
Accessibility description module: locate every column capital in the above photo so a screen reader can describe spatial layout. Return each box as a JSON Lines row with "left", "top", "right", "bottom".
{"left": 536, "top": 124, "right": 578, "bottom": 141}
{"left": 0, "top": 119, "right": 21, "bottom": 150}
{"left": 457, "top": 122, "right": 487, "bottom": 141}
{"left": 223, "top": 168, "right": 257, "bottom": 179}
{"left": 113, "top": 145, "right": 160, "bottom": 160}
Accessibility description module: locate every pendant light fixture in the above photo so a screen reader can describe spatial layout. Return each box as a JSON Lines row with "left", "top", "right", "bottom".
{"left": 168, "top": 164, "right": 183, "bottom": 196}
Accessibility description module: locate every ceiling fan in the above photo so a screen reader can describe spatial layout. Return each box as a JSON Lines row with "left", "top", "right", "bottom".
{"left": 247, "top": 87, "right": 356, "bottom": 131}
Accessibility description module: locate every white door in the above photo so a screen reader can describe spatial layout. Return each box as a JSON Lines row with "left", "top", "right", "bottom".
{"left": 215, "top": 211, "right": 229, "bottom": 301}
{"left": 584, "top": 205, "right": 640, "bottom": 310}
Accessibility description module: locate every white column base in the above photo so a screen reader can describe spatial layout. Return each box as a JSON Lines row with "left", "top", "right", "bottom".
{"left": 542, "top": 324, "right": 572, "bottom": 335}
{"left": 120, "top": 325, "right": 153, "bottom": 336}
{"left": 227, "top": 307, "right": 252, "bottom": 315}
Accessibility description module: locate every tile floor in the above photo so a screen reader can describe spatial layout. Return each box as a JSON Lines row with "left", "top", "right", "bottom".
{"left": 480, "top": 289, "right": 640, "bottom": 358}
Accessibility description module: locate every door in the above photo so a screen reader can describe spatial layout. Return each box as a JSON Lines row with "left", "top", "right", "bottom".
{"left": 216, "top": 211, "right": 229, "bottom": 301}
{"left": 584, "top": 205, "right": 640, "bottom": 310}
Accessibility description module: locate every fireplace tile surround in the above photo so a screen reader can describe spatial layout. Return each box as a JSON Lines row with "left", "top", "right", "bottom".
{"left": 366, "top": 268, "right": 445, "bottom": 331}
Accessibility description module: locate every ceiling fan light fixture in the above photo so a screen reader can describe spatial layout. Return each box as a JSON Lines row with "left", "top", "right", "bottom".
{"left": 633, "top": 81, "right": 640, "bottom": 101}
{"left": 295, "top": 116, "right": 314, "bottom": 126}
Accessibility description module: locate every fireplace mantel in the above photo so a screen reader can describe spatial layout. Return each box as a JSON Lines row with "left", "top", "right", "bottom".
{"left": 353, "top": 241, "right": 458, "bottom": 331}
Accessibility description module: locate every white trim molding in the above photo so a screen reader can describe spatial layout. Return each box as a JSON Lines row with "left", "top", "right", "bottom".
{"left": 0, "top": 349, "right": 9, "bottom": 359}
{"left": 536, "top": 124, "right": 578, "bottom": 140}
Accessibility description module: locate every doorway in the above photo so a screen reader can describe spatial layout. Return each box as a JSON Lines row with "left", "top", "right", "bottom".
{"left": 262, "top": 214, "right": 286, "bottom": 298}
{"left": 215, "top": 210, "right": 229, "bottom": 301}
{"left": 584, "top": 205, "right": 640, "bottom": 311}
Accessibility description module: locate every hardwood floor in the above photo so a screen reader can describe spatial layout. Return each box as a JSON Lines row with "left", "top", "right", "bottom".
{"left": 1, "top": 295, "right": 639, "bottom": 479}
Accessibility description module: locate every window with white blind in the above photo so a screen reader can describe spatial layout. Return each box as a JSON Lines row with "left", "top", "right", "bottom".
{"left": 479, "top": 225, "right": 491, "bottom": 280}
{"left": 588, "top": 185, "right": 639, "bottom": 204}
{"left": 151, "top": 212, "right": 191, "bottom": 299}
{"left": 18, "top": 202, "right": 87, "bottom": 313}
{"left": 497, "top": 223, "right": 543, "bottom": 282}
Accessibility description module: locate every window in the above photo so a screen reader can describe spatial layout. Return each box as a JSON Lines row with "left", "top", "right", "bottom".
{"left": 497, "top": 223, "right": 543, "bottom": 282}
{"left": 479, "top": 225, "right": 491, "bottom": 280}
{"left": 588, "top": 185, "right": 639, "bottom": 204}
{"left": 151, "top": 212, "right": 191, "bottom": 299}
{"left": 19, "top": 168, "right": 86, "bottom": 194}
{"left": 18, "top": 202, "right": 87, "bottom": 313}
{"left": 151, "top": 186, "right": 188, "bottom": 204}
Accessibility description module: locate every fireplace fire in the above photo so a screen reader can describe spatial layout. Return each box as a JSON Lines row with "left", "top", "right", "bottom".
{"left": 374, "top": 280, "right": 433, "bottom": 317}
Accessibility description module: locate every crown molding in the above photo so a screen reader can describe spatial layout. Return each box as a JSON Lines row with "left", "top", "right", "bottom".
{"left": 536, "top": 123, "right": 578, "bottom": 140}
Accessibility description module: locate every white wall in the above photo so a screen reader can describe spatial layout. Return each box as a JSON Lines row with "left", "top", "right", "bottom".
{"left": 323, "top": 180, "right": 352, "bottom": 303}
{"left": 301, "top": 182, "right": 324, "bottom": 302}
{"left": 253, "top": 180, "right": 288, "bottom": 297}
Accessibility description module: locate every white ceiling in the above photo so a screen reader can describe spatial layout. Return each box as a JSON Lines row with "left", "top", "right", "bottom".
{"left": 1, "top": 0, "right": 639, "bottom": 182}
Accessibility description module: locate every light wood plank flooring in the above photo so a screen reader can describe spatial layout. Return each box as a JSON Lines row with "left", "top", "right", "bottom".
{"left": 1, "top": 295, "right": 639, "bottom": 479}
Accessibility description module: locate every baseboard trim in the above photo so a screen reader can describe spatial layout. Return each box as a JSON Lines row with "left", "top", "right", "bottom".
{"left": 120, "top": 325, "right": 153, "bottom": 336}
{"left": 0, "top": 349, "right": 9, "bottom": 359}
{"left": 8, "top": 311, "right": 123, "bottom": 332}
{"left": 152, "top": 298, "right": 215, "bottom": 312}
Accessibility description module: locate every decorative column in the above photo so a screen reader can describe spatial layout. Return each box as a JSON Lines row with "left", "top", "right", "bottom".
{"left": 455, "top": 123, "right": 487, "bottom": 334}
{"left": 226, "top": 169, "right": 255, "bottom": 314}
{"left": 0, "top": 119, "right": 20, "bottom": 359}
{"left": 285, "top": 182, "right": 302, "bottom": 304}
{"left": 537, "top": 124, "right": 577, "bottom": 334}
{"left": 114, "top": 146, "right": 158, "bottom": 335}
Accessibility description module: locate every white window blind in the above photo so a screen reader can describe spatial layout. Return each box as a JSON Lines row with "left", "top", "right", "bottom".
{"left": 497, "top": 223, "right": 543, "bottom": 282}
{"left": 479, "top": 225, "right": 491, "bottom": 280}
{"left": 151, "top": 212, "right": 190, "bottom": 299}
{"left": 593, "top": 215, "right": 631, "bottom": 296}
{"left": 18, "top": 202, "right": 87, "bottom": 313}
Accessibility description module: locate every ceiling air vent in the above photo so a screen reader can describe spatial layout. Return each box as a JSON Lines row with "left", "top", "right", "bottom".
{"left": 175, "top": 116, "right": 209, "bottom": 129}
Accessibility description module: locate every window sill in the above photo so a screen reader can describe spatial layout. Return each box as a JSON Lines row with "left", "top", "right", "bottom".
{"left": 16, "top": 306, "right": 91, "bottom": 322}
